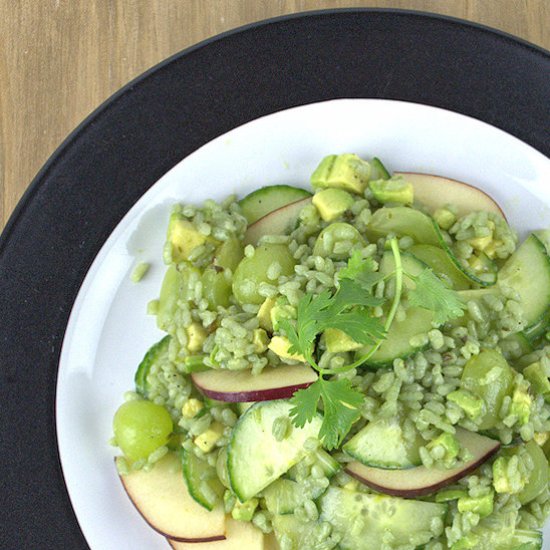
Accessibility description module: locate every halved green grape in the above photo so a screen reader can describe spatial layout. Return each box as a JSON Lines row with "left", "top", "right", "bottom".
{"left": 214, "top": 237, "right": 244, "bottom": 271}
{"left": 232, "top": 244, "right": 296, "bottom": 305}
{"left": 113, "top": 399, "right": 173, "bottom": 463}
{"left": 202, "top": 267, "right": 232, "bottom": 308}
{"left": 461, "top": 349, "right": 514, "bottom": 430}
{"left": 519, "top": 440, "right": 549, "bottom": 504}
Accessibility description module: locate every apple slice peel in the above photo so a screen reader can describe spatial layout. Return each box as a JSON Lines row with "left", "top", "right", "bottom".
{"left": 345, "top": 428, "right": 500, "bottom": 498}
{"left": 191, "top": 364, "right": 317, "bottom": 402}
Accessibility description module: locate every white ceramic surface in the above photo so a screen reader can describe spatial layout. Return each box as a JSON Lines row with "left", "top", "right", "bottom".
{"left": 57, "top": 99, "right": 550, "bottom": 550}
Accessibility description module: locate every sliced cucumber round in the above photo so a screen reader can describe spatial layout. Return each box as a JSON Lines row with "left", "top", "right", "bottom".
{"left": 227, "top": 400, "right": 322, "bottom": 502}
{"left": 134, "top": 335, "right": 171, "bottom": 397}
{"left": 182, "top": 448, "right": 225, "bottom": 511}
{"left": 499, "top": 234, "right": 550, "bottom": 331}
{"left": 319, "top": 486, "right": 447, "bottom": 549}
{"left": 239, "top": 185, "right": 312, "bottom": 225}
{"left": 432, "top": 220, "right": 497, "bottom": 286}
{"left": 343, "top": 416, "right": 422, "bottom": 469}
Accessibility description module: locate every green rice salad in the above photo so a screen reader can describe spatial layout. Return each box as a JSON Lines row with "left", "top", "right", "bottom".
{"left": 112, "top": 153, "right": 550, "bottom": 549}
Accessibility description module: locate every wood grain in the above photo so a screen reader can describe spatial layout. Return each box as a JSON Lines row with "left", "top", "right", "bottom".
{"left": 1, "top": 0, "right": 548, "bottom": 230}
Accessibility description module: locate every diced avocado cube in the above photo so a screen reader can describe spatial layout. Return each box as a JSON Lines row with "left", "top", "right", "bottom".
{"left": 447, "top": 389, "right": 484, "bottom": 419}
{"left": 510, "top": 382, "right": 532, "bottom": 425}
{"left": 324, "top": 327, "right": 362, "bottom": 353}
{"left": 427, "top": 432, "right": 460, "bottom": 466}
{"left": 167, "top": 213, "right": 207, "bottom": 262}
{"left": 433, "top": 207, "right": 457, "bottom": 230}
{"left": 252, "top": 328, "right": 269, "bottom": 353}
{"left": 186, "top": 322, "right": 207, "bottom": 353}
{"left": 231, "top": 497, "right": 259, "bottom": 521}
{"left": 492, "top": 454, "right": 530, "bottom": 495}
{"left": 194, "top": 421, "right": 224, "bottom": 453}
{"left": 257, "top": 297, "right": 277, "bottom": 332}
{"left": 310, "top": 153, "right": 371, "bottom": 194}
{"left": 268, "top": 335, "right": 305, "bottom": 362}
{"left": 469, "top": 234, "right": 493, "bottom": 252}
{"left": 524, "top": 362, "right": 550, "bottom": 396}
{"left": 457, "top": 491, "right": 494, "bottom": 517}
{"left": 533, "top": 431, "right": 549, "bottom": 447}
{"left": 435, "top": 489, "right": 468, "bottom": 503}
{"left": 181, "top": 398, "right": 204, "bottom": 419}
{"left": 369, "top": 176, "right": 414, "bottom": 205}
{"left": 492, "top": 456, "right": 512, "bottom": 493}
{"left": 312, "top": 188, "right": 354, "bottom": 221}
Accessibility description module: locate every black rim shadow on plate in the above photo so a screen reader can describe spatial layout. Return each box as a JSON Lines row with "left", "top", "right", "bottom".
{"left": 1, "top": 8, "right": 548, "bottom": 549}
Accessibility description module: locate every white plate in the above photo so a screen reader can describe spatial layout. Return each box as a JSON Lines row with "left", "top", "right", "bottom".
{"left": 57, "top": 99, "right": 550, "bottom": 550}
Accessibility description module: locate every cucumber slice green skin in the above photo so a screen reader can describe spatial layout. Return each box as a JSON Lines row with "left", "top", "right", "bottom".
{"left": 319, "top": 487, "right": 447, "bottom": 550}
{"left": 343, "top": 416, "right": 422, "bottom": 468}
{"left": 410, "top": 244, "right": 471, "bottom": 290}
{"left": 432, "top": 221, "right": 497, "bottom": 286}
{"left": 182, "top": 449, "right": 225, "bottom": 511}
{"left": 239, "top": 185, "right": 312, "bottom": 225}
{"left": 499, "top": 234, "right": 550, "bottom": 331}
{"left": 227, "top": 400, "right": 322, "bottom": 502}
{"left": 370, "top": 157, "right": 391, "bottom": 180}
{"left": 134, "top": 335, "right": 171, "bottom": 397}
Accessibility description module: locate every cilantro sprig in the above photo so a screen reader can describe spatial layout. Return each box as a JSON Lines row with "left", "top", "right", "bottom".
{"left": 281, "top": 238, "right": 465, "bottom": 450}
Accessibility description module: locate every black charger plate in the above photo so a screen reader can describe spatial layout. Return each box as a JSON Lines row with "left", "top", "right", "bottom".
{"left": 1, "top": 9, "right": 549, "bottom": 549}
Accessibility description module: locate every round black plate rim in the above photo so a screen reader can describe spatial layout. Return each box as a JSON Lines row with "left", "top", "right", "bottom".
{"left": 2, "top": 7, "right": 548, "bottom": 252}
{"left": 1, "top": 8, "right": 549, "bottom": 550}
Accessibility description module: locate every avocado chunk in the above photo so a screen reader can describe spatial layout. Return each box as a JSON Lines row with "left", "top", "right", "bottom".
{"left": 310, "top": 153, "right": 371, "bottom": 194}
{"left": 426, "top": 432, "right": 460, "bottom": 467}
{"left": 257, "top": 297, "right": 276, "bottom": 331}
{"left": 446, "top": 389, "right": 484, "bottom": 420}
{"left": 523, "top": 361, "right": 550, "bottom": 397}
{"left": 457, "top": 491, "right": 494, "bottom": 518}
{"left": 312, "top": 188, "right": 354, "bottom": 221}
{"left": 510, "top": 380, "right": 532, "bottom": 425}
{"left": 324, "top": 327, "right": 362, "bottom": 353}
{"left": 167, "top": 212, "right": 207, "bottom": 263}
{"left": 268, "top": 335, "right": 305, "bottom": 362}
{"left": 433, "top": 207, "right": 457, "bottom": 230}
{"left": 231, "top": 497, "right": 259, "bottom": 521}
{"left": 369, "top": 176, "right": 414, "bottom": 205}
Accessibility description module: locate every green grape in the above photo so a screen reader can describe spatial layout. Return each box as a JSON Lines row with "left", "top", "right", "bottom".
{"left": 232, "top": 244, "right": 295, "bottom": 305}
{"left": 519, "top": 440, "right": 549, "bottom": 504}
{"left": 313, "top": 222, "right": 365, "bottom": 260}
{"left": 214, "top": 237, "right": 244, "bottom": 271}
{"left": 461, "top": 349, "right": 514, "bottom": 430}
{"left": 202, "top": 267, "right": 232, "bottom": 308}
{"left": 113, "top": 399, "right": 173, "bottom": 463}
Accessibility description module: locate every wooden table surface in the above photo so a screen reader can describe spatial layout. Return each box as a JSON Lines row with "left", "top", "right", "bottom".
{"left": 1, "top": 0, "right": 548, "bottom": 230}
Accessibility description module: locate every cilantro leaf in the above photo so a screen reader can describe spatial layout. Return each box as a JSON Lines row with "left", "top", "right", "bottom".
{"left": 339, "top": 251, "right": 384, "bottom": 292}
{"left": 289, "top": 380, "right": 322, "bottom": 427}
{"left": 407, "top": 268, "right": 466, "bottom": 324}
{"left": 289, "top": 377, "right": 363, "bottom": 450}
{"left": 317, "top": 377, "right": 363, "bottom": 450}
{"left": 324, "top": 309, "right": 386, "bottom": 345}
{"left": 333, "top": 279, "right": 384, "bottom": 310}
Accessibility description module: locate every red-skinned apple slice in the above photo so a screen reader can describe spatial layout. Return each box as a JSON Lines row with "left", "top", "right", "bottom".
{"left": 192, "top": 364, "right": 317, "bottom": 402}
{"left": 244, "top": 197, "right": 312, "bottom": 245}
{"left": 395, "top": 172, "right": 505, "bottom": 219}
{"left": 118, "top": 453, "right": 225, "bottom": 542}
{"left": 167, "top": 518, "right": 264, "bottom": 549}
{"left": 345, "top": 428, "right": 500, "bottom": 498}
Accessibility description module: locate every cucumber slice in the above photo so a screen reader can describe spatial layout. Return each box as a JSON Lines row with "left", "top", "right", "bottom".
{"left": 343, "top": 416, "right": 422, "bottom": 468}
{"left": 135, "top": 335, "right": 171, "bottom": 397}
{"left": 262, "top": 478, "right": 302, "bottom": 515}
{"left": 499, "top": 234, "right": 550, "bottom": 331}
{"left": 243, "top": 196, "right": 312, "bottom": 246}
{"left": 367, "top": 206, "right": 439, "bottom": 245}
{"left": 239, "top": 185, "right": 312, "bottom": 225}
{"left": 359, "top": 307, "right": 434, "bottom": 367}
{"left": 227, "top": 400, "right": 322, "bottom": 501}
{"left": 370, "top": 157, "right": 391, "bottom": 180}
{"left": 410, "top": 244, "right": 471, "bottom": 290}
{"left": 319, "top": 487, "right": 447, "bottom": 549}
{"left": 433, "top": 221, "right": 497, "bottom": 286}
{"left": 182, "top": 449, "right": 225, "bottom": 511}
